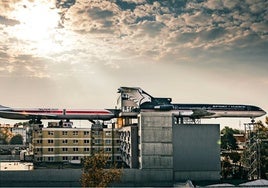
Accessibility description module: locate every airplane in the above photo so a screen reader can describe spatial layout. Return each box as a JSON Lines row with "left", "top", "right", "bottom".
{"left": 0, "top": 105, "right": 119, "bottom": 124}
{"left": 117, "top": 87, "right": 266, "bottom": 120}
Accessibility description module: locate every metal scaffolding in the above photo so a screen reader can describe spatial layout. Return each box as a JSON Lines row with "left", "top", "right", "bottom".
{"left": 244, "top": 121, "right": 261, "bottom": 180}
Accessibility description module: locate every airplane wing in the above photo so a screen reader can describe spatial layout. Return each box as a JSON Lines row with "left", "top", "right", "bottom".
{"left": 0, "top": 110, "right": 57, "bottom": 120}
{"left": 191, "top": 109, "right": 215, "bottom": 119}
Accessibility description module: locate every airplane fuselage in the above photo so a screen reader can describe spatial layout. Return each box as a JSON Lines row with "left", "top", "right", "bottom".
{"left": 171, "top": 104, "right": 266, "bottom": 118}
{"left": 143, "top": 103, "right": 266, "bottom": 119}
{"left": 0, "top": 107, "right": 116, "bottom": 121}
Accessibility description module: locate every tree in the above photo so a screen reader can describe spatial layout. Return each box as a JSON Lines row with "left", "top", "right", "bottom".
{"left": 221, "top": 126, "right": 238, "bottom": 150}
{"left": 9, "top": 134, "right": 23, "bottom": 145}
{"left": 220, "top": 126, "right": 242, "bottom": 179}
{"left": 80, "top": 151, "right": 122, "bottom": 187}
{"left": 0, "top": 127, "right": 13, "bottom": 144}
{"left": 0, "top": 129, "right": 8, "bottom": 144}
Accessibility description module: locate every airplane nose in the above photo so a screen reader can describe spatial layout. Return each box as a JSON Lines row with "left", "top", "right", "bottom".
{"left": 261, "top": 109, "right": 266, "bottom": 116}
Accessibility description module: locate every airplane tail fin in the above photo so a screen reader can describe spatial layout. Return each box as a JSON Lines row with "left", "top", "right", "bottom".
{"left": 117, "top": 87, "right": 172, "bottom": 108}
{"left": 0, "top": 105, "right": 9, "bottom": 109}
{"left": 118, "top": 87, "right": 153, "bottom": 106}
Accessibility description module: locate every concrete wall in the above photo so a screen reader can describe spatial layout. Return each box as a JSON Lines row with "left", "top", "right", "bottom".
{"left": 173, "top": 124, "right": 221, "bottom": 181}
{"left": 118, "top": 168, "right": 173, "bottom": 187}
{"left": 138, "top": 112, "right": 173, "bottom": 170}
{"left": 0, "top": 169, "right": 81, "bottom": 187}
{"left": 0, "top": 168, "right": 174, "bottom": 187}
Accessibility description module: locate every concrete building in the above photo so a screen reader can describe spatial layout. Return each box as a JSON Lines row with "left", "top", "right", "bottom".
{"left": 32, "top": 122, "right": 121, "bottom": 163}
{"left": 119, "top": 125, "right": 138, "bottom": 168}
{"left": 118, "top": 111, "right": 220, "bottom": 185}
{"left": 173, "top": 123, "right": 220, "bottom": 181}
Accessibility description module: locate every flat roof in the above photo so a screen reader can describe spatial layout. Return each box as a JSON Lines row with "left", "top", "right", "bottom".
{"left": 0, "top": 162, "right": 33, "bottom": 171}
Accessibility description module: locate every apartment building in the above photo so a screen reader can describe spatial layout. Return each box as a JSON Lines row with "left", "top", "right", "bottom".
{"left": 32, "top": 122, "right": 121, "bottom": 163}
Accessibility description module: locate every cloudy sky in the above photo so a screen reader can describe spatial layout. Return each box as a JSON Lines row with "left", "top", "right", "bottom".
{"left": 0, "top": 0, "right": 267, "bottom": 128}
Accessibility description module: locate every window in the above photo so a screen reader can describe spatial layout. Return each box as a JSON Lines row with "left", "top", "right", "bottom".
{"left": 73, "top": 140, "right": 79, "bottom": 144}
{"left": 73, "top": 148, "right": 79, "bottom": 152}
{"left": 105, "top": 148, "right": 112, "bottom": 152}
{"left": 62, "top": 140, "right": 68, "bottom": 144}
{"left": 84, "top": 148, "right": 90, "bottom": 152}
{"left": 48, "top": 157, "right": 54, "bottom": 162}
{"left": 48, "top": 131, "right": 54, "bottom": 135}
{"left": 84, "top": 131, "right": 89, "bottom": 135}
{"left": 36, "top": 148, "right": 42, "bottom": 152}
{"left": 62, "top": 156, "right": 68, "bottom": 161}
{"left": 48, "top": 139, "right": 54, "bottom": 144}
{"left": 84, "top": 140, "right": 90, "bottom": 144}
{"left": 73, "top": 131, "right": 78, "bottom": 135}
{"left": 62, "top": 148, "right": 68, "bottom": 152}
{"left": 36, "top": 157, "right": 42, "bottom": 162}
{"left": 92, "top": 148, "right": 100, "bottom": 152}
{"left": 62, "top": 131, "right": 67, "bottom": 135}
{"left": 94, "top": 139, "right": 102, "bottom": 144}
{"left": 93, "top": 131, "right": 100, "bottom": 136}
{"left": 105, "top": 140, "right": 111, "bottom": 145}
{"left": 48, "top": 148, "right": 54, "bottom": 152}
{"left": 105, "top": 131, "right": 112, "bottom": 136}
{"left": 72, "top": 156, "right": 79, "bottom": 160}
{"left": 37, "top": 140, "right": 42, "bottom": 144}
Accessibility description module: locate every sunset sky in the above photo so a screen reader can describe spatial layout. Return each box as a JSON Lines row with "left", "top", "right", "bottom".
{"left": 0, "top": 0, "right": 267, "bottom": 128}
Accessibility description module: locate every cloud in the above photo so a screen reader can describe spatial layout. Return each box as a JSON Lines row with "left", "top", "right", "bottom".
{"left": 121, "top": 0, "right": 146, "bottom": 4}
{"left": 0, "top": 54, "right": 51, "bottom": 78}
{"left": 203, "top": 0, "right": 224, "bottom": 10}
{"left": 60, "top": 0, "right": 267, "bottom": 50}
{"left": 0, "top": 15, "right": 20, "bottom": 26}
{"left": 0, "top": 0, "right": 21, "bottom": 14}
{"left": 222, "top": 0, "right": 238, "bottom": 9}
{"left": 63, "top": 1, "right": 120, "bottom": 34}
{"left": 181, "top": 11, "right": 212, "bottom": 27}
{"left": 251, "top": 22, "right": 268, "bottom": 35}
{"left": 0, "top": 0, "right": 267, "bottom": 80}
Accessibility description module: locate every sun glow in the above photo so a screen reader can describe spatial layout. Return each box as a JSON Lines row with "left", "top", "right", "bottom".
{"left": 9, "top": 0, "right": 66, "bottom": 55}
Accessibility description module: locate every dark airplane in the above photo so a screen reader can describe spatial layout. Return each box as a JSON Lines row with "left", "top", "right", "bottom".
{"left": 118, "top": 87, "right": 266, "bottom": 119}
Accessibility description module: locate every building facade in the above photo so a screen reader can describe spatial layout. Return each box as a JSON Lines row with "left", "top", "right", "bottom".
{"left": 119, "top": 125, "right": 138, "bottom": 168}
{"left": 32, "top": 122, "right": 121, "bottom": 163}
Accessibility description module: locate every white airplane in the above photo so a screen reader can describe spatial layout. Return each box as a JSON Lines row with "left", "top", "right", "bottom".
{"left": 118, "top": 87, "right": 266, "bottom": 119}
{"left": 0, "top": 105, "right": 118, "bottom": 123}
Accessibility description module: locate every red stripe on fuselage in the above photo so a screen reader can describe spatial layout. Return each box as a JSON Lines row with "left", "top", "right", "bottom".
{"left": 65, "top": 110, "right": 111, "bottom": 114}
{"left": 15, "top": 110, "right": 62, "bottom": 114}
{"left": 14, "top": 110, "right": 112, "bottom": 115}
